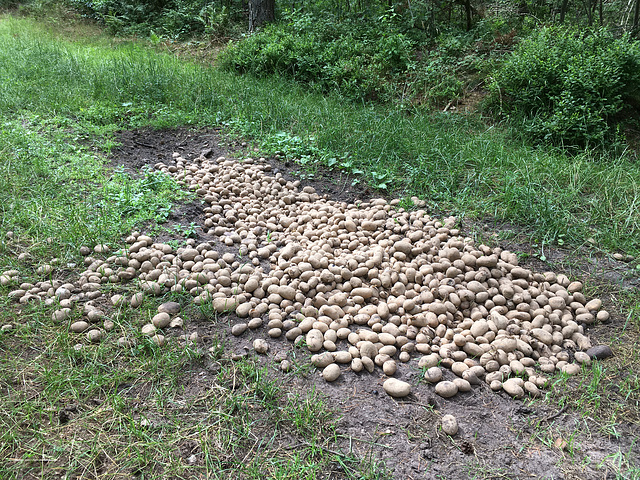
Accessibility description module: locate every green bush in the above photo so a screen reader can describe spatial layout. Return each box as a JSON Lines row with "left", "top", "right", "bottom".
{"left": 218, "top": 12, "right": 415, "bottom": 102}
{"left": 65, "top": 0, "right": 245, "bottom": 38}
{"left": 488, "top": 27, "right": 640, "bottom": 148}
{"left": 407, "top": 55, "right": 463, "bottom": 105}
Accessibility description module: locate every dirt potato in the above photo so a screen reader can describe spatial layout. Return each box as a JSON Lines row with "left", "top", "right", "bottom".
{"left": 383, "top": 378, "right": 411, "bottom": 398}
{"left": 441, "top": 414, "right": 458, "bottom": 436}
{"left": 4, "top": 150, "right": 609, "bottom": 410}
{"left": 322, "top": 363, "right": 341, "bottom": 382}
{"left": 435, "top": 381, "right": 458, "bottom": 398}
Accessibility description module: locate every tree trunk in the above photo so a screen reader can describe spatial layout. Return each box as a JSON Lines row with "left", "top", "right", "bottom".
{"left": 599, "top": 0, "right": 603, "bottom": 25}
{"left": 559, "top": 0, "right": 569, "bottom": 22}
{"left": 633, "top": 0, "right": 640, "bottom": 34}
{"left": 463, "top": 0, "right": 472, "bottom": 30}
{"left": 584, "top": 0, "right": 594, "bottom": 25}
{"left": 249, "top": 0, "right": 275, "bottom": 32}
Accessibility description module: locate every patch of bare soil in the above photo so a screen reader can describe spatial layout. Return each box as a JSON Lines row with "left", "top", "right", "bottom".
{"left": 109, "top": 127, "right": 639, "bottom": 480}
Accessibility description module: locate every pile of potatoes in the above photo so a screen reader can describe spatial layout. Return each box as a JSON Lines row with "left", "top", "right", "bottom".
{"left": 2, "top": 152, "right": 610, "bottom": 400}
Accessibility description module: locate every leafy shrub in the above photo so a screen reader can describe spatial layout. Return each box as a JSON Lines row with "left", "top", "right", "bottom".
{"left": 0, "top": 0, "right": 19, "bottom": 8}
{"left": 218, "top": 12, "right": 415, "bottom": 101}
{"left": 407, "top": 55, "right": 463, "bottom": 105}
{"left": 487, "top": 27, "right": 640, "bottom": 148}
{"left": 66, "top": 0, "right": 245, "bottom": 38}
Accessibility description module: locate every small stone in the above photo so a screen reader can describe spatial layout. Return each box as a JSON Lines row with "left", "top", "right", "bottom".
{"left": 253, "top": 338, "right": 269, "bottom": 354}
{"left": 586, "top": 345, "right": 613, "bottom": 360}
{"left": 441, "top": 414, "right": 458, "bottom": 436}
{"left": 554, "top": 437, "right": 568, "bottom": 451}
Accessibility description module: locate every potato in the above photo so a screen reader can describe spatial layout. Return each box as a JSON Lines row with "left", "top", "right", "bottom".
{"left": 2, "top": 152, "right": 605, "bottom": 405}
{"left": 383, "top": 378, "right": 411, "bottom": 398}
{"left": 322, "top": 364, "right": 341, "bottom": 382}
{"left": 441, "top": 414, "right": 458, "bottom": 436}
{"left": 435, "top": 381, "right": 458, "bottom": 398}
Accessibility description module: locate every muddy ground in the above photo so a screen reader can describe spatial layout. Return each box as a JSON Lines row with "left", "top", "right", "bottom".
{"left": 108, "top": 127, "right": 640, "bottom": 480}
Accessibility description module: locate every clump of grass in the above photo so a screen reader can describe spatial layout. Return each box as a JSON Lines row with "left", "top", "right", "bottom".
{"left": 0, "top": 118, "right": 187, "bottom": 262}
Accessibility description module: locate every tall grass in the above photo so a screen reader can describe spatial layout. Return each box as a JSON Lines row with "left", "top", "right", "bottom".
{"left": 1, "top": 16, "right": 639, "bottom": 254}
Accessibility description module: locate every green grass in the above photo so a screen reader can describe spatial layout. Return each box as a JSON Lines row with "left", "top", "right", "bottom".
{"left": 0, "top": 116, "right": 189, "bottom": 263}
{"left": 0, "top": 292, "right": 377, "bottom": 480}
{"left": 0, "top": 15, "right": 639, "bottom": 256}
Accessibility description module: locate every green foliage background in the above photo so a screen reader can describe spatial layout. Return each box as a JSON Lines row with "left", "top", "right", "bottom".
{"left": 488, "top": 27, "right": 640, "bottom": 148}
{"left": 2, "top": 0, "right": 640, "bottom": 149}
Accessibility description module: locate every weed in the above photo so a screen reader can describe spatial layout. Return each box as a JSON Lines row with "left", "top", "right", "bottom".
{"left": 487, "top": 27, "right": 640, "bottom": 150}
{"left": 172, "top": 222, "right": 198, "bottom": 238}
